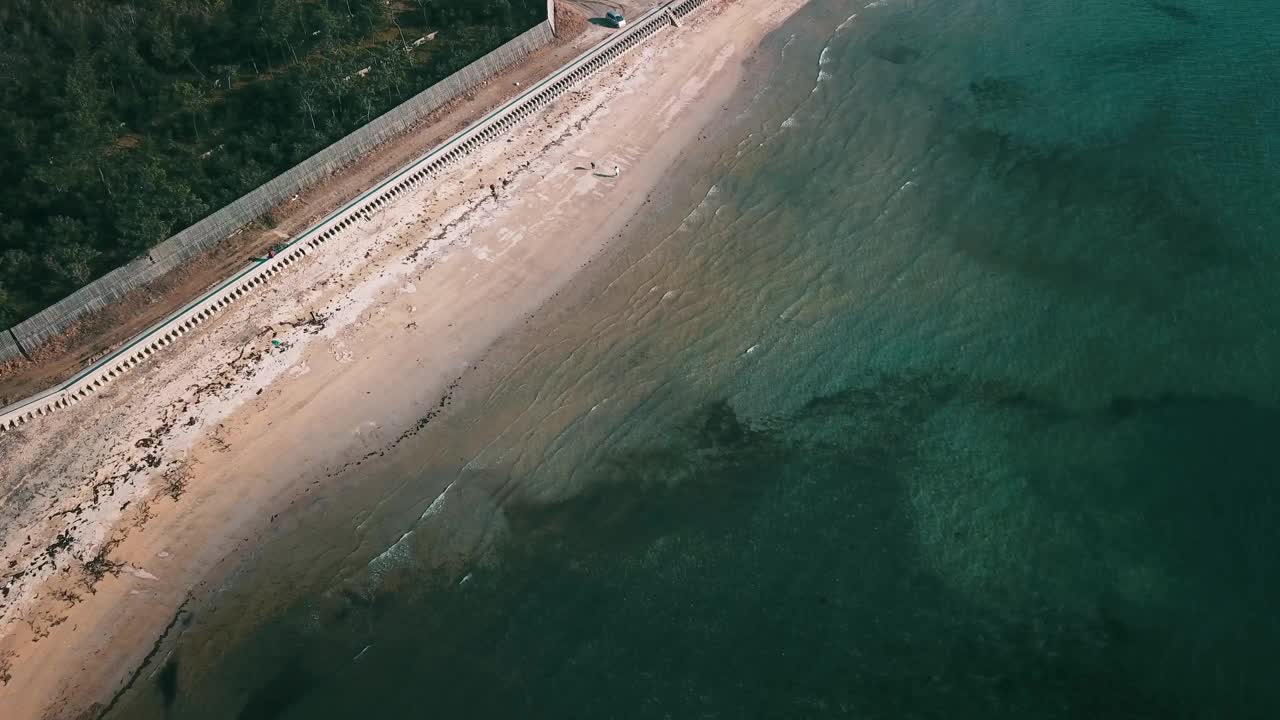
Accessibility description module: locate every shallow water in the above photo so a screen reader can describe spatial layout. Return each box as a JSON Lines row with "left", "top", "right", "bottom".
{"left": 107, "top": 0, "right": 1280, "bottom": 717}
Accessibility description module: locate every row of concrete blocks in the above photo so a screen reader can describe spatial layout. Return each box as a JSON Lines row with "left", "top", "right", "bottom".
{"left": 0, "top": 0, "right": 711, "bottom": 434}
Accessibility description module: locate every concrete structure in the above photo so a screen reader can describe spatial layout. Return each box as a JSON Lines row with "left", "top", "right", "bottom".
{"left": 0, "top": 0, "right": 713, "bottom": 432}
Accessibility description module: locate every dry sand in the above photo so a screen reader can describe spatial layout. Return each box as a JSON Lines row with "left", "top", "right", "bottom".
{"left": 0, "top": 0, "right": 809, "bottom": 716}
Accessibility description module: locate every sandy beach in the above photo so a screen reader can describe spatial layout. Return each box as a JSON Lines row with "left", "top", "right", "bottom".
{"left": 0, "top": 0, "right": 808, "bottom": 717}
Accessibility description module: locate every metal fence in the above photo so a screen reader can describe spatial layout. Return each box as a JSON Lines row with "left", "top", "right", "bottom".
{"left": 0, "top": 330, "right": 20, "bottom": 362}
{"left": 1, "top": 20, "right": 555, "bottom": 362}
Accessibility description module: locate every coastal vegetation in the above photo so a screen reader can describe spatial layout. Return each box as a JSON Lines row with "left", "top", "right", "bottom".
{"left": 0, "top": 0, "right": 544, "bottom": 327}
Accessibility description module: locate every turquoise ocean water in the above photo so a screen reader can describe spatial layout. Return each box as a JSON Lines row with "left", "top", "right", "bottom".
{"left": 107, "top": 0, "right": 1280, "bottom": 717}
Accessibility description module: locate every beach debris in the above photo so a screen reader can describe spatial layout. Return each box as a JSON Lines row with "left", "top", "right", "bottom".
{"left": 126, "top": 565, "right": 158, "bottom": 581}
{"left": 278, "top": 310, "right": 329, "bottom": 334}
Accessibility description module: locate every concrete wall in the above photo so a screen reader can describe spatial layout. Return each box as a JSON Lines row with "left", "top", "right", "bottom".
{"left": 3, "top": 20, "right": 556, "bottom": 360}
{"left": 0, "top": 0, "right": 714, "bottom": 432}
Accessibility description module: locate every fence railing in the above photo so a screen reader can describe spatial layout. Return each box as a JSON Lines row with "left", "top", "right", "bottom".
{"left": 0, "top": 0, "right": 713, "bottom": 432}
{"left": 0, "top": 331, "right": 19, "bottom": 363}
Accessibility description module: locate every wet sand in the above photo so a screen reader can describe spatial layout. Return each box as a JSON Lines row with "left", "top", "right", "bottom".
{"left": 0, "top": 1, "right": 810, "bottom": 717}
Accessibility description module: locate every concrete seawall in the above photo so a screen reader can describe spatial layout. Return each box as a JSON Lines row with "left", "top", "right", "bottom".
{"left": 0, "top": 0, "right": 712, "bottom": 433}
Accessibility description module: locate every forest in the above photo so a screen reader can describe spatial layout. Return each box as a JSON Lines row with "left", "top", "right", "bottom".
{"left": 0, "top": 0, "right": 545, "bottom": 327}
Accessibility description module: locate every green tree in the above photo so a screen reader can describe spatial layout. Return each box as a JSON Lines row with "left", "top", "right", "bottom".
{"left": 0, "top": 280, "right": 13, "bottom": 328}
{"left": 42, "top": 216, "right": 101, "bottom": 286}
{"left": 63, "top": 57, "right": 109, "bottom": 138}
{"left": 212, "top": 63, "right": 239, "bottom": 90}
{"left": 411, "top": 0, "right": 431, "bottom": 27}
{"left": 112, "top": 159, "right": 208, "bottom": 255}
{"left": 310, "top": 4, "right": 344, "bottom": 47}
{"left": 173, "top": 80, "right": 208, "bottom": 140}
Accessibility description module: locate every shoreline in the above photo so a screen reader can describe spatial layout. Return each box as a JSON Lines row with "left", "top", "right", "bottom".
{"left": 0, "top": 0, "right": 811, "bottom": 716}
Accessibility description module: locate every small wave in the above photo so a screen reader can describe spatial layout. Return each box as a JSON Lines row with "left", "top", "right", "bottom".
{"left": 781, "top": 34, "right": 797, "bottom": 58}
{"left": 809, "top": 70, "right": 832, "bottom": 95}
{"left": 366, "top": 528, "right": 414, "bottom": 584}
{"left": 809, "top": 45, "right": 835, "bottom": 93}
{"left": 677, "top": 183, "right": 722, "bottom": 230}
{"left": 419, "top": 481, "right": 455, "bottom": 521}
{"left": 836, "top": 13, "right": 859, "bottom": 33}
{"left": 365, "top": 480, "right": 455, "bottom": 582}
{"left": 782, "top": 116, "right": 798, "bottom": 128}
